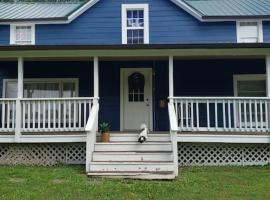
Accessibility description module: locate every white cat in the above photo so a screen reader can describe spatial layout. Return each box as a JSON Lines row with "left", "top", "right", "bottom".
{"left": 138, "top": 124, "right": 149, "bottom": 143}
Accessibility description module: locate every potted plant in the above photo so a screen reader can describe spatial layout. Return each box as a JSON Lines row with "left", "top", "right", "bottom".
{"left": 99, "top": 122, "right": 110, "bottom": 143}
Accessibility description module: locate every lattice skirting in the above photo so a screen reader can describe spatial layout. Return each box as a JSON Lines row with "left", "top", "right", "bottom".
{"left": 178, "top": 143, "right": 270, "bottom": 166}
{"left": 0, "top": 143, "right": 86, "bottom": 166}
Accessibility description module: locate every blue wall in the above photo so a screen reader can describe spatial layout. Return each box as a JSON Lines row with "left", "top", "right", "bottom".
{"left": 0, "top": 59, "right": 265, "bottom": 131}
{"left": 26, "top": 0, "right": 235, "bottom": 45}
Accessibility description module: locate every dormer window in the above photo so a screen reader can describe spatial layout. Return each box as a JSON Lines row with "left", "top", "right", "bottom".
{"left": 236, "top": 21, "right": 263, "bottom": 43}
{"left": 122, "top": 4, "right": 149, "bottom": 44}
{"left": 10, "top": 24, "right": 35, "bottom": 45}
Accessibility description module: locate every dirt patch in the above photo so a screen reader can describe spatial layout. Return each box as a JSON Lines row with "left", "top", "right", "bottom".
{"left": 9, "top": 177, "right": 26, "bottom": 183}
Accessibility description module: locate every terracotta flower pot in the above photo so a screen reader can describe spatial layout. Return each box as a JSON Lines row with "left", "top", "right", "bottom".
{"left": 101, "top": 132, "right": 110, "bottom": 143}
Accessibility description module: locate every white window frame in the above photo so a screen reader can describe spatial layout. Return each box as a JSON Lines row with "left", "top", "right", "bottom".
{"left": 10, "top": 24, "right": 35, "bottom": 45}
{"left": 2, "top": 78, "right": 79, "bottom": 98}
{"left": 121, "top": 4, "right": 149, "bottom": 44}
{"left": 236, "top": 20, "right": 263, "bottom": 43}
{"left": 233, "top": 74, "right": 266, "bottom": 97}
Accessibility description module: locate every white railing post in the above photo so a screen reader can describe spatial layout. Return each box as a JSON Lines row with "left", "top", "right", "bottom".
{"left": 85, "top": 103, "right": 99, "bottom": 173}
{"left": 169, "top": 56, "right": 174, "bottom": 104}
{"left": 168, "top": 102, "right": 179, "bottom": 176}
{"left": 15, "top": 57, "right": 23, "bottom": 142}
{"left": 93, "top": 56, "right": 99, "bottom": 105}
{"left": 266, "top": 56, "right": 270, "bottom": 130}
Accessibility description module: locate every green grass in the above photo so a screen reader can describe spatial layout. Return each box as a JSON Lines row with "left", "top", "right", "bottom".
{"left": 0, "top": 165, "right": 269, "bottom": 200}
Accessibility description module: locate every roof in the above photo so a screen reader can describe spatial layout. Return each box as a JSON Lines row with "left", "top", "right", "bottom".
{"left": 0, "top": 0, "right": 270, "bottom": 24}
{"left": 0, "top": 0, "right": 99, "bottom": 24}
{"left": 171, "top": 0, "right": 270, "bottom": 21}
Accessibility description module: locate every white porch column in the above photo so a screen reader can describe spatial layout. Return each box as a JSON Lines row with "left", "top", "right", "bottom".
{"left": 169, "top": 56, "right": 174, "bottom": 103}
{"left": 15, "top": 57, "right": 23, "bottom": 142}
{"left": 93, "top": 56, "right": 99, "bottom": 104}
{"left": 266, "top": 56, "right": 270, "bottom": 97}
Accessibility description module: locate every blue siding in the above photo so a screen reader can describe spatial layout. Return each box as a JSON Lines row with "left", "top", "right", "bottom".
{"left": 0, "top": 25, "right": 9, "bottom": 45}
{"left": 34, "top": 0, "right": 236, "bottom": 45}
{"left": 263, "top": 21, "right": 270, "bottom": 42}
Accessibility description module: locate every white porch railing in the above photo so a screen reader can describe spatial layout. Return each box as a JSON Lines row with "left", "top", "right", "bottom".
{"left": 0, "top": 99, "right": 16, "bottom": 132}
{"left": 0, "top": 97, "right": 94, "bottom": 133}
{"left": 169, "top": 97, "right": 270, "bottom": 133}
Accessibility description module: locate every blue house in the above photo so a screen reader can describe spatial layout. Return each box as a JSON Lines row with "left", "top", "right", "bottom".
{"left": 0, "top": 0, "right": 270, "bottom": 179}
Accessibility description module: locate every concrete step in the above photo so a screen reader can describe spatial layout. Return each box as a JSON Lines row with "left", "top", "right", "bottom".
{"left": 92, "top": 152, "right": 173, "bottom": 162}
{"left": 87, "top": 172, "right": 176, "bottom": 180}
{"left": 100, "top": 133, "right": 171, "bottom": 142}
{"left": 94, "top": 142, "right": 172, "bottom": 152}
{"left": 89, "top": 161, "right": 174, "bottom": 172}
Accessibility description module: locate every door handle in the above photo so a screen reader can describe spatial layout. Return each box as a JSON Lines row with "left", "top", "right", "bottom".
{"left": 145, "top": 98, "right": 150, "bottom": 107}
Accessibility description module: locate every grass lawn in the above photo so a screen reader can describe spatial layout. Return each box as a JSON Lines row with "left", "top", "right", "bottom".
{"left": 0, "top": 165, "right": 269, "bottom": 200}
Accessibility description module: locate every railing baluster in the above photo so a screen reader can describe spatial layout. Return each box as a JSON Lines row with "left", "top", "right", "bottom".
{"left": 63, "top": 101, "right": 66, "bottom": 130}
{"left": 244, "top": 100, "right": 247, "bottom": 131}
{"left": 12, "top": 101, "right": 15, "bottom": 130}
{"left": 43, "top": 101, "right": 46, "bottom": 129}
{"left": 223, "top": 100, "right": 226, "bottom": 131}
{"left": 53, "top": 100, "right": 56, "bottom": 130}
{"left": 27, "top": 101, "right": 31, "bottom": 130}
{"left": 255, "top": 100, "right": 258, "bottom": 131}
{"left": 233, "top": 100, "right": 236, "bottom": 131}
{"left": 215, "top": 100, "right": 218, "bottom": 131}
{"left": 180, "top": 100, "right": 183, "bottom": 130}
{"left": 2, "top": 101, "right": 5, "bottom": 129}
{"left": 58, "top": 101, "right": 61, "bottom": 129}
{"left": 260, "top": 100, "right": 263, "bottom": 131}
{"left": 79, "top": 100, "right": 82, "bottom": 128}
{"left": 228, "top": 100, "right": 231, "bottom": 131}
{"left": 185, "top": 100, "right": 189, "bottom": 130}
{"left": 196, "top": 100, "right": 199, "bottom": 130}
{"left": 38, "top": 101, "right": 41, "bottom": 130}
{"left": 7, "top": 101, "right": 10, "bottom": 130}
{"left": 265, "top": 100, "right": 268, "bottom": 132}
{"left": 207, "top": 100, "right": 210, "bottom": 131}
{"left": 191, "top": 100, "right": 194, "bottom": 130}
{"left": 249, "top": 100, "right": 252, "bottom": 131}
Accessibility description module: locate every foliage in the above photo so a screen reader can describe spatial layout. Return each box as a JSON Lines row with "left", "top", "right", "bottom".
{"left": 0, "top": 165, "right": 269, "bottom": 200}
{"left": 99, "top": 122, "right": 110, "bottom": 133}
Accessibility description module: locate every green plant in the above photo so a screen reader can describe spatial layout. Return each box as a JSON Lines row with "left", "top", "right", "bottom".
{"left": 99, "top": 122, "right": 110, "bottom": 134}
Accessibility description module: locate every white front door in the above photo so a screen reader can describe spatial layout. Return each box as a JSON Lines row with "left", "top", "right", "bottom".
{"left": 121, "top": 68, "right": 153, "bottom": 131}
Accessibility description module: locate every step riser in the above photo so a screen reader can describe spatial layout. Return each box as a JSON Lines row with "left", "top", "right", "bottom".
{"left": 92, "top": 154, "right": 173, "bottom": 162}
{"left": 94, "top": 144, "right": 172, "bottom": 152}
{"left": 89, "top": 164, "right": 175, "bottom": 172}
{"left": 99, "top": 136, "right": 171, "bottom": 142}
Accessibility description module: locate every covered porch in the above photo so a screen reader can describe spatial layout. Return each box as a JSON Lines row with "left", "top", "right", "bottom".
{"left": 0, "top": 45, "right": 269, "bottom": 143}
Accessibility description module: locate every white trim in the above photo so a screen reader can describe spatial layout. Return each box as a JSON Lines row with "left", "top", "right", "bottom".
{"left": 3, "top": 78, "right": 79, "bottom": 98}
{"left": 178, "top": 134, "right": 270, "bottom": 144}
{"left": 169, "top": 56, "right": 174, "bottom": 102}
{"left": 121, "top": 4, "right": 149, "bottom": 44}
{"left": 10, "top": 24, "right": 35, "bottom": 45}
{"left": 233, "top": 74, "right": 266, "bottom": 97}
{"left": 67, "top": 0, "right": 99, "bottom": 23}
{"left": 0, "top": 134, "right": 86, "bottom": 143}
{"left": 120, "top": 68, "right": 153, "bottom": 131}
{"left": 236, "top": 20, "right": 263, "bottom": 43}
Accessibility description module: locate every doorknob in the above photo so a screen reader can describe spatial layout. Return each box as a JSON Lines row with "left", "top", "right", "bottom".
{"left": 145, "top": 98, "right": 150, "bottom": 107}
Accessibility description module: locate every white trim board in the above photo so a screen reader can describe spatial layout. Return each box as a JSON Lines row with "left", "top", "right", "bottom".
{"left": 178, "top": 134, "right": 270, "bottom": 143}
{"left": 0, "top": 134, "right": 86, "bottom": 143}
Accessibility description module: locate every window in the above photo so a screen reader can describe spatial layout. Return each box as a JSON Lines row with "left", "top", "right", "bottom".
{"left": 234, "top": 74, "right": 266, "bottom": 97}
{"left": 236, "top": 21, "right": 263, "bottom": 43}
{"left": 10, "top": 24, "right": 35, "bottom": 45}
{"left": 128, "top": 72, "right": 145, "bottom": 102}
{"left": 122, "top": 4, "right": 149, "bottom": 44}
{"left": 3, "top": 78, "right": 78, "bottom": 98}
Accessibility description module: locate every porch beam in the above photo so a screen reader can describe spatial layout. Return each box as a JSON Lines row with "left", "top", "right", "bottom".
{"left": 169, "top": 56, "right": 174, "bottom": 103}
{"left": 93, "top": 56, "right": 99, "bottom": 103}
{"left": 15, "top": 57, "right": 24, "bottom": 142}
{"left": 266, "top": 56, "right": 270, "bottom": 97}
